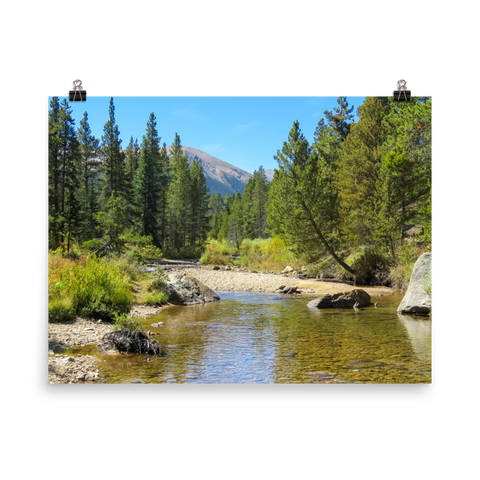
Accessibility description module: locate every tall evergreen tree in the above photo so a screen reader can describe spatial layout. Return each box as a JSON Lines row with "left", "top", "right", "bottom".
{"left": 133, "top": 113, "right": 163, "bottom": 245}
{"left": 374, "top": 98, "right": 432, "bottom": 256}
{"left": 311, "top": 118, "right": 342, "bottom": 232}
{"left": 251, "top": 167, "right": 269, "bottom": 238}
{"left": 268, "top": 121, "right": 355, "bottom": 274}
{"left": 124, "top": 136, "right": 136, "bottom": 206}
{"left": 95, "top": 193, "right": 129, "bottom": 251}
{"left": 338, "top": 97, "right": 387, "bottom": 246}
{"left": 240, "top": 177, "right": 256, "bottom": 239}
{"left": 100, "top": 97, "right": 125, "bottom": 205}
{"left": 324, "top": 96, "right": 355, "bottom": 140}
{"left": 58, "top": 99, "right": 82, "bottom": 250}
{"left": 189, "top": 159, "right": 210, "bottom": 246}
{"left": 48, "top": 97, "right": 61, "bottom": 248}
{"left": 227, "top": 193, "right": 244, "bottom": 249}
{"left": 208, "top": 192, "right": 225, "bottom": 239}
{"left": 157, "top": 142, "right": 170, "bottom": 247}
{"left": 241, "top": 167, "right": 269, "bottom": 239}
{"left": 77, "top": 111, "right": 100, "bottom": 241}
{"left": 167, "top": 134, "right": 191, "bottom": 251}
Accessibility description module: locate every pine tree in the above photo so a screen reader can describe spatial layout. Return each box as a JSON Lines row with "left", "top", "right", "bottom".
{"left": 167, "top": 134, "right": 191, "bottom": 251}
{"left": 133, "top": 113, "right": 163, "bottom": 245}
{"left": 252, "top": 166, "right": 269, "bottom": 238}
{"left": 157, "top": 142, "right": 170, "bottom": 247}
{"left": 217, "top": 210, "right": 231, "bottom": 241}
{"left": 312, "top": 118, "right": 341, "bottom": 232}
{"left": 324, "top": 96, "right": 355, "bottom": 140}
{"left": 268, "top": 121, "right": 355, "bottom": 274}
{"left": 189, "top": 158, "right": 210, "bottom": 247}
{"left": 95, "top": 193, "right": 129, "bottom": 251}
{"left": 227, "top": 193, "right": 244, "bottom": 249}
{"left": 77, "top": 111, "right": 100, "bottom": 241}
{"left": 100, "top": 97, "right": 125, "bottom": 205}
{"left": 48, "top": 97, "right": 61, "bottom": 248}
{"left": 58, "top": 99, "right": 82, "bottom": 250}
{"left": 338, "top": 97, "right": 387, "bottom": 246}
{"left": 374, "top": 98, "right": 432, "bottom": 255}
{"left": 124, "top": 136, "right": 136, "bottom": 206}
{"left": 241, "top": 177, "right": 256, "bottom": 239}
{"left": 208, "top": 192, "right": 224, "bottom": 239}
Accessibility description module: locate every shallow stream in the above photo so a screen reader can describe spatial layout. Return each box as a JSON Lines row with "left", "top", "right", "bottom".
{"left": 62, "top": 291, "right": 431, "bottom": 384}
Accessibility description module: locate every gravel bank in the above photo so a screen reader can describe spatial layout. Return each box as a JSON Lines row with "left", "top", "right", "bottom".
{"left": 48, "top": 308, "right": 165, "bottom": 384}
{"left": 168, "top": 266, "right": 394, "bottom": 297}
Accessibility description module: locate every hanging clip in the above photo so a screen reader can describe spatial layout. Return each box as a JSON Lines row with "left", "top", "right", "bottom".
{"left": 69, "top": 79, "right": 86, "bottom": 101}
{"left": 394, "top": 79, "right": 411, "bottom": 101}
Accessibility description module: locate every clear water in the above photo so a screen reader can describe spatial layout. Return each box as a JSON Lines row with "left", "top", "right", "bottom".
{"left": 63, "top": 291, "right": 431, "bottom": 384}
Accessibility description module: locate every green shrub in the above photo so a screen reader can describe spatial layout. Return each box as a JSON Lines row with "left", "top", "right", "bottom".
{"left": 147, "top": 267, "right": 169, "bottom": 291}
{"left": 58, "top": 257, "right": 133, "bottom": 315}
{"left": 200, "top": 240, "right": 234, "bottom": 265}
{"left": 200, "top": 251, "right": 232, "bottom": 265}
{"left": 48, "top": 298, "right": 74, "bottom": 322}
{"left": 351, "top": 248, "right": 390, "bottom": 284}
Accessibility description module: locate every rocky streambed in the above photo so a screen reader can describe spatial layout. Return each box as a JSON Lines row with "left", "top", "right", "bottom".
{"left": 48, "top": 306, "right": 165, "bottom": 383}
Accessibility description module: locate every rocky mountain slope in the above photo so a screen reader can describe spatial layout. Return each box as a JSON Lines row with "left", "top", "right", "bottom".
{"left": 96, "top": 145, "right": 274, "bottom": 198}
{"left": 166, "top": 146, "right": 253, "bottom": 198}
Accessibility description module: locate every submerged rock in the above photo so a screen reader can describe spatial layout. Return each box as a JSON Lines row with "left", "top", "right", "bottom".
{"left": 99, "top": 329, "right": 166, "bottom": 355}
{"left": 307, "top": 289, "right": 371, "bottom": 309}
{"left": 397, "top": 252, "right": 432, "bottom": 315}
{"left": 165, "top": 274, "right": 220, "bottom": 305}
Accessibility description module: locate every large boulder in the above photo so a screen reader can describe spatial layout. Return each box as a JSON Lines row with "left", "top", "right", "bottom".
{"left": 165, "top": 274, "right": 220, "bottom": 305}
{"left": 307, "top": 289, "right": 371, "bottom": 308}
{"left": 397, "top": 252, "right": 432, "bottom": 315}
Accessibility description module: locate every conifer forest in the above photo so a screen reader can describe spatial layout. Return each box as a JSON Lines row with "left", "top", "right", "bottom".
{"left": 48, "top": 95, "right": 431, "bottom": 287}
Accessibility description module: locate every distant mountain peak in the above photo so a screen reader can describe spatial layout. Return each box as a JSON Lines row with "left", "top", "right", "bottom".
{"left": 166, "top": 145, "right": 253, "bottom": 198}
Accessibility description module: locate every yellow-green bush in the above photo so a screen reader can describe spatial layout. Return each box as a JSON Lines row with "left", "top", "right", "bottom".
{"left": 200, "top": 240, "right": 235, "bottom": 265}
{"left": 49, "top": 252, "right": 133, "bottom": 321}
{"left": 48, "top": 298, "right": 74, "bottom": 323}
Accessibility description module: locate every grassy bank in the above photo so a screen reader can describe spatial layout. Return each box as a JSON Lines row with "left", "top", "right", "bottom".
{"left": 48, "top": 250, "right": 168, "bottom": 322}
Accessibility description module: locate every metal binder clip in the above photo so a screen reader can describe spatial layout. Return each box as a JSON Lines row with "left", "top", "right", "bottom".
{"left": 69, "top": 79, "right": 86, "bottom": 101}
{"left": 393, "top": 79, "right": 411, "bottom": 101}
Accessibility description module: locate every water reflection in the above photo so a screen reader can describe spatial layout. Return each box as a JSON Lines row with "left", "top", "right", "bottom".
{"left": 94, "top": 292, "right": 431, "bottom": 384}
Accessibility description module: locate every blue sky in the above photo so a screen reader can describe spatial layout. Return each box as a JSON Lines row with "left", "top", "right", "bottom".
{"left": 56, "top": 96, "right": 365, "bottom": 173}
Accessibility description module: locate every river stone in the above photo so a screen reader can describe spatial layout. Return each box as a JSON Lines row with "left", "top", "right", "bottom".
{"left": 282, "top": 266, "right": 293, "bottom": 273}
{"left": 397, "top": 252, "right": 432, "bottom": 315}
{"left": 307, "top": 289, "right": 371, "bottom": 309}
{"left": 165, "top": 274, "right": 220, "bottom": 305}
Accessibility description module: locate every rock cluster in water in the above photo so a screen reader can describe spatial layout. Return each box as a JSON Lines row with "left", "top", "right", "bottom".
{"left": 307, "top": 289, "right": 371, "bottom": 308}
{"left": 165, "top": 274, "right": 220, "bottom": 305}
